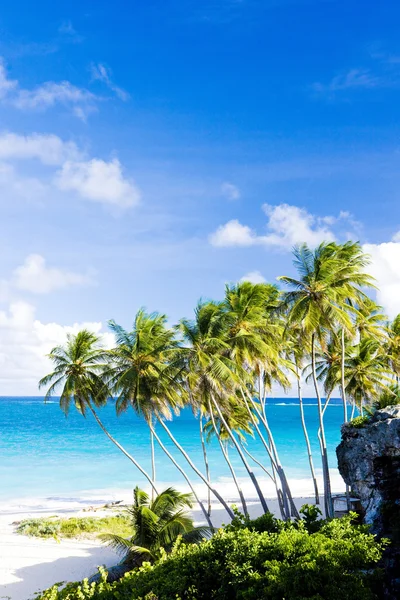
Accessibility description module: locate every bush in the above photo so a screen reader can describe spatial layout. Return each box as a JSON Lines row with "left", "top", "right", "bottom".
{"left": 35, "top": 514, "right": 386, "bottom": 600}
{"left": 16, "top": 515, "right": 131, "bottom": 541}
{"left": 348, "top": 415, "right": 371, "bottom": 429}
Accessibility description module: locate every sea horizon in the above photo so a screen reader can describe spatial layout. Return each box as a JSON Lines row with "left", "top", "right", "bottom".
{"left": 0, "top": 395, "right": 348, "bottom": 512}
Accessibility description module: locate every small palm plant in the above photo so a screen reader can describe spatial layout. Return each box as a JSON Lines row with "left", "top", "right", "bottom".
{"left": 99, "top": 487, "right": 208, "bottom": 579}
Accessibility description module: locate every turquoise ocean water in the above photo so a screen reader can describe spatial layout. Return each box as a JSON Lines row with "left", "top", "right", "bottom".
{"left": 0, "top": 397, "right": 347, "bottom": 506}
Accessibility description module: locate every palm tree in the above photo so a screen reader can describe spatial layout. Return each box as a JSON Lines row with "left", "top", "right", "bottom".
{"left": 38, "top": 330, "right": 158, "bottom": 493}
{"left": 345, "top": 338, "right": 394, "bottom": 414}
{"left": 279, "top": 243, "right": 355, "bottom": 517}
{"left": 100, "top": 486, "right": 208, "bottom": 580}
{"left": 327, "top": 242, "right": 376, "bottom": 423}
{"left": 285, "top": 323, "right": 319, "bottom": 504}
{"left": 179, "top": 300, "right": 270, "bottom": 514}
{"left": 386, "top": 314, "right": 400, "bottom": 382}
{"left": 221, "top": 281, "right": 297, "bottom": 519}
{"left": 204, "top": 394, "right": 254, "bottom": 516}
{"left": 108, "top": 310, "right": 231, "bottom": 525}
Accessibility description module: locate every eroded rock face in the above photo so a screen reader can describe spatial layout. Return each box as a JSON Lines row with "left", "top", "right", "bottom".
{"left": 336, "top": 405, "right": 400, "bottom": 536}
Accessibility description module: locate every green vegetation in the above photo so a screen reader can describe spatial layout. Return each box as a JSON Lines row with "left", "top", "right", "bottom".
{"left": 37, "top": 241, "right": 400, "bottom": 596}
{"left": 348, "top": 415, "right": 371, "bottom": 429}
{"left": 99, "top": 486, "right": 208, "bottom": 574}
{"left": 35, "top": 512, "right": 387, "bottom": 600}
{"left": 16, "top": 514, "right": 131, "bottom": 541}
{"left": 39, "top": 241, "right": 400, "bottom": 527}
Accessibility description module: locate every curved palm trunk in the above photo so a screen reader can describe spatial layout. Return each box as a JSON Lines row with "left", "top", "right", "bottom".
{"left": 207, "top": 399, "right": 248, "bottom": 517}
{"left": 209, "top": 393, "right": 270, "bottom": 514}
{"left": 199, "top": 414, "right": 212, "bottom": 516}
{"left": 350, "top": 401, "right": 356, "bottom": 420}
{"left": 296, "top": 365, "right": 319, "bottom": 505}
{"left": 341, "top": 328, "right": 348, "bottom": 423}
{"left": 150, "top": 428, "right": 156, "bottom": 503}
{"left": 240, "top": 390, "right": 287, "bottom": 519}
{"left": 239, "top": 440, "right": 274, "bottom": 482}
{"left": 87, "top": 403, "right": 158, "bottom": 495}
{"left": 311, "top": 334, "right": 334, "bottom": 518}
{"left": 243, "top": 390, "right": 298, "bottom": 519}
{"left": 156, "top": 417, "right": 235, "bottom": 520}
{"left": 149, "top": 424, "right": 214, "bottom": 530}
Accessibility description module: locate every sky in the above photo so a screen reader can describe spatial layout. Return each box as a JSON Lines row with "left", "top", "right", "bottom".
{"left": 1, "top": 0, "right": 400, "bottom": 394}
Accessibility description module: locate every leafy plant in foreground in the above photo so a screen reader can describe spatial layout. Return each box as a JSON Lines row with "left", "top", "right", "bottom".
{"left": 35, "top": 513, "right": 387, "bottom": 600}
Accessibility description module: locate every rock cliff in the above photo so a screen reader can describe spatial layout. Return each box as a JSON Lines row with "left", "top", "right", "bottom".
{"left": 337, "top": 405, "right": 400, "bottom": 535}
{"left": 337, "top": 406, "right": 400, "bottom": 599}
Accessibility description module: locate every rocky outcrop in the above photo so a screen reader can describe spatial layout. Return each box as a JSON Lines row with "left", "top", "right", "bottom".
{"left": 336, "top": 405, "right": 400, "bottom": 536}
{"left": 337, "top": 406, "right": 400, "bottom": 600}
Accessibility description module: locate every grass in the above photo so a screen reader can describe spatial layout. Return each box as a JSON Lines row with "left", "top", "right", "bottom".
{"left": 16, "top": 514, "right": 131, "bottom": 541}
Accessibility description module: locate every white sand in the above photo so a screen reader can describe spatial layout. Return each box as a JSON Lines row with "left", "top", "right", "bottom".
{"left": 0, "top": 471, "right": 345, "bottom": 600}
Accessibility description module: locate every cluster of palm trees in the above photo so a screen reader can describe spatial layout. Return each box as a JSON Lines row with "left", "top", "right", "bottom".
{"left": 39, "top": 241, "right": 400, "bottom": 524}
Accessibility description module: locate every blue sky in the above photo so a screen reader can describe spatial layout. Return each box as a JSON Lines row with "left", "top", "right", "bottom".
{"left": 1, "top": 0, "right": 400, "bottom": 393}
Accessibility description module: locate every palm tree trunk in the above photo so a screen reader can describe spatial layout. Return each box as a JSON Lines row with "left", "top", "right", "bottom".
{"left": 149, "top": 424, "right": 214, "bottom": 530}
{"left": 296, "top": 365, "right": 319, "bottom": 505}
{"left": 242, "top": 390, "right": 298, "bottom": 519}
{"left": 341, "top": 328, "right": 348, "bottom": 423}
{"left": 207, "top": 399, "right": 248, "bottom": 517}
{"left": 87, "top": 403, "right": 158, "bottom": 495}
{"left": 150, "top": 428, "right": 156, "bottom": 503}
{"left": 350, "top": 401, "right": 356, "bottom": 420}
{"left": 199, "top": 414, "right": 212, "bottom": 516}
{"left": 156, "top": 417, "right": 235, "bottom": 520}
{"left": 209, "top": 393, "right": 270, "bottom": 514}
{"left": 311, "top": 334, "right": 333, "bottom": 518}
{"left": 240, "top": 390, "right": 287, "bottom": 519}
{"left": 239, "top": 440, "right": 274, "bottom": 482}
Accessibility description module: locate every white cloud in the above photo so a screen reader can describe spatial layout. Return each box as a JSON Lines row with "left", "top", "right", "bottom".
{"left": 363, "top": 242, "right": 400, "bottom": 319}
{"left": 221, "top": 182, "right": 240, "bottom": 201}
{"left": 55, "top": 158, "right": 141, "bottom": 208}
{"left": 13, "top": 254, "right": 94, "bottom": 294}
{"left": 314, "top": 68, "right": 380, "bottom": 94}
{"left": 0, "top": 57, "right": 97, "bottom": 119}
{"left": 240, "top": 271, "right": 266, "bottom": 284}
{"left": 0, "top": 301, "right": 113, "bottom": 395}
{"left": 209, "top": 203, "right": 336, "bottom": 250}
{"left": 91, "top": 63, "right": 129, "bottom": 101}
{"left": 209, "top": 219, "right": 258, "bottom": 247}
{"left": 13, "top": 81, "right": 97, "bottom": 121}
{"left": 261, "top": 203, "right": 336, "bottom": 248}
{"left": 391, "top": 231, "right": 400, "bottom": 242}
{"left": 0, "top": 132, "right": 140, "bottom": 210}
{"left": 0, "top": 132, "right": 81, "bottom": 165}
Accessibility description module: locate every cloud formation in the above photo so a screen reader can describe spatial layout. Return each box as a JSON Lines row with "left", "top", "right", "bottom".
{"left": 240, "top": 271, "right": 266, "bottom": 284}
{"left": 13, "top": 254, "right": 93, "bottom": 294}
{"left": 55, "top": 158, "right": 141, "bottom": 208}
{"left": 0, "top": 56, "right": 126, "bottom": 120}
{"left": 0, "top": 132, "right": 140, "bottom": 209}
{"left": 363, "top": 242, "right": 400, "bottom": 319}
{"left": 91, "top": 63, "right": 129, "bottom": 101}
{"left": 0, "top": 301, "right": 113, "bottom": 395}
{"left": 209, "top": 203, "right": 337, "bottom": 250}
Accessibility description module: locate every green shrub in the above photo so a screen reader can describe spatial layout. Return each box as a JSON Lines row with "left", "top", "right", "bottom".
{"left": 17, "top": 515, "right": 131, "bottom": 541}
{"left": 35, "top": 514, "right": 387, "bottom": 600}
{"left": 348, "top": 415, "right": 371, "bottom": 429}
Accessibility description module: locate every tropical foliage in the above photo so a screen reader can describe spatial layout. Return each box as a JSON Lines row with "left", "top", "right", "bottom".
{"left": 99, "top": 486, "right": 208, "bottom": 573}
{"left": 40, "top": 241, "right": 400, "bottom": 528}
{"left": 35, "top": 511, "right": 386, "bottom": 600}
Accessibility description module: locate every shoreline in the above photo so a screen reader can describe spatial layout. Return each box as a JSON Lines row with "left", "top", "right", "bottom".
{"left": 0, "top": 472, "right": 345, "bottom": 600}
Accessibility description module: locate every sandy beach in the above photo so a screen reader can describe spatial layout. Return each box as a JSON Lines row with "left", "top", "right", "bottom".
{"left": 0, "top": 473, "right": 344, "bottom": 600}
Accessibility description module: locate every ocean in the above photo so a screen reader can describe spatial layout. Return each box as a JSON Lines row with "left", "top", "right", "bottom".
{"left": 0, "top": 397, "right": 348, "bottom": 510}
